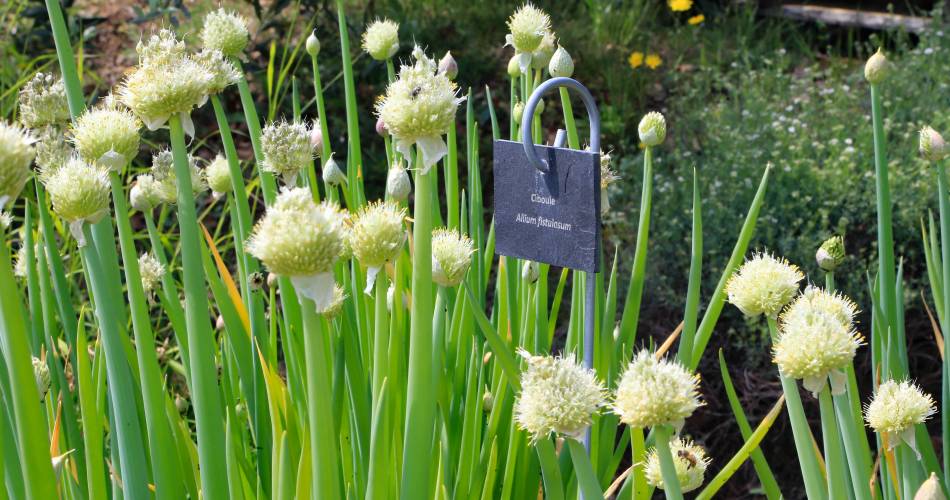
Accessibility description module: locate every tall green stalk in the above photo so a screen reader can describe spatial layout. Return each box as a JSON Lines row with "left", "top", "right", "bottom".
{"left": 169, "top": 114, "right": 229, "bottom": 499}
{"left": 818, "top": 388, "right": 847, "bottom": 499}
{"left": 653, "top": 425, "right": 683, "bottom": 500}
{"left": 936, "top": 159, "right": 950, "bottom": 482}
{"left": 336, "top": 0, "right": 364, "bottom": 206}
{"left": 300, "top": 302, "right": 342, "bottom": 497}
{"left": 618, "top": 146, "right": 653, "bottom": 353}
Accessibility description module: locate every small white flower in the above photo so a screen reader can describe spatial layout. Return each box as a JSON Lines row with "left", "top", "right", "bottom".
{"left": 362, "top": 19, "right": 400, "bottom": 60}
{"left": 725, "top": 252, "right": 803, "bottom": 318}
{"left": 613, "top": 351, "right": 701, "bottom": 429}
{"left": 201, "top": 9, "right": 250, "bottom": 58}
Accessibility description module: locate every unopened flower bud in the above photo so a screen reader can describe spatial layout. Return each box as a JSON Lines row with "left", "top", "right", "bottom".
{"left": 215, "top": 315, "right": 225, "bottom": 331}
{"left": 864, "top": 48, "right": 890, "bottom": 85}
{"left": 306, "top": 30, "right": 321, "bottom": 56}
{"left": 638, "top": 111, "right": 666, "bottom": 147}
{"left": 507, "top": 55, "right": 521, "bottom": 78}
{"left": 33, "top": 357, "right": 50, "bottom": 402}
{"left": 548, "top": 45, "right": 574, "bottom": 78}
{"left": 531, "top": 32, "right": 556, "bottom": 70}
{"left": 920, "top": 126, "right": 948, "bottom": 162}
{"left": 914, "top": 473, "right": 946, "bottom": 500}
{"left": 483, "top": 351, "right": 493, "bottom": 365}
{"left": 267, "top": 272, "right": 278, "bottom": 288}
{"left": 310, "top": 120, "right": 323, "bottom": 151}
{"left": 522, "top": 260, "right": 539, "bottom": 282}
{"left": 376, "top": 117, "right": 389, "bottom": 136}
{"left": 483, "top": 391, "right": 494, "bottom": 412}
{"left": 513, "top": 102, "right": 526, "bottom": 124}
{"left": 322, "top": 154, "right": 347, "bottom": 186}
{"left": 816, "top": 236, "right": 845, "bottom": 272}
{"left": 439, "top": 51, "right": 458, "bottom": 80}
{"left": 386, "top": 163, "right": 411, "bottom": 201}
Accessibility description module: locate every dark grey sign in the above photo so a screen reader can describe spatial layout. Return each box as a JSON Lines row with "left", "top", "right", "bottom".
{"left": 493, "top": 139, "right": 601, "bottom": 272}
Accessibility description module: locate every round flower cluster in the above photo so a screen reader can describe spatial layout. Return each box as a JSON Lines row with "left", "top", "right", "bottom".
{"left": 206, "top": 154, "right": 232, "bottom": 196}
{"left": 350, "top": 201, "right": 406, "bottom": 292}
{"left": 194, "top": 49, "right": 241, "bottom": 95}
{"left": 376, "top": 46, "right": 464, "bottom": 171}
{"left": 261, "top": 120, "right": 314, "bottom": 184}
{"left": 613, "top": 351, "right": 701, "bottom": 429}
{"left": 506, "top": 3, "right": 552, "bottom": 73}
{"left": 33, "top": 127, "right": 72, "bottom": 178}
{"left": 865, "top": 380, "right": 935, "bottom": 449}
{"left": 816, "top": 235, "right": 845, "bottom": 272}
{"left": 920, "top": 126, "right": 948, "bottom": 163}
{"left": 644, "top": 438, "right": 710, "bottom": 493}
{"left": 514, "top": 349, "right": 605, "bottom": 442}
{"left": 138, "top": 253, "right": 165, "bottom": 296}
{"left": 774, "top": 287, "right": 862, "bottom": 396}
{"left": 431, "top": 229, "right": 475, "bottom": 287}
{"left": 70, "top": 101, "right": 141, "bottom": 170}
{"left": 201, "top": 9, "right": 250, "bottom": 58}
{"left": 638, "top": 111, "right": 667, "bottom": 147}
{"left": 725, "top": 252, "right": 803, "bottom": 318}
{"left": 362, "top": 19, "right": 400, "bottom": 61}
{"left": 44, "top": 157, "right": 111, "bottom": 245}
{"left": 147, "top": 150, "right": 207, "bottom": 204}
{"left": 0, "top": 121, "right": 36, "bottom": 208}
{"left": 18, "top": 72, "right": 70, "bottom": 128}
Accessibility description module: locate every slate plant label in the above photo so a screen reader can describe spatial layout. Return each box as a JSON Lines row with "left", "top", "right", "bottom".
{"left": 493, "top": 139, "right": 601, "bottom": 272}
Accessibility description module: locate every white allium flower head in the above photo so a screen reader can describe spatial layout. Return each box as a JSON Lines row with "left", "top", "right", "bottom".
{"left": 376, "top": 46, "right": 465, "bottom": 172}
{"left": 638, "top": 111, "right": 667, "bottom": 147}
{"left": 725, "top": 252, "right": 803, "bottom": 318}
{"left": 138, "top": 252, "right": 165, "bottom": 295}
{"left": 514, "top": 349, "right": 606, "bottom": 442}
{"left": 131, "top": 174, "right": 166, "bottom": 211}
{"left": 33, "top": 126, "right": 72, "bottom": 179}
{"left": 70, "top": 101, "right": 141, "bottom": 170}
{"left": 306, "top": 30, "right": 321, "bottom": 56}
{"left": 32, "top": 356, "right": 50, "bottom": 402}
{"left": 530, "top": 31, "right": 557, "bottom": 70}
{"left": 920, "top": 126, "right": 948, "bottom": 162}
{"left": 865, "top": 380, "right": 935, "bottom": 457}
{"left": 201, "top": 8, "right": 250, "bottom": 58}
{"left": 0, "top": 121, "right": 36, "bottom": 208}
{"left": 645, "top": 438, "right": 710, "bottom": 493}
{"left": 775, "top": 287, "right": 862, "bottom": 396}
{"left": 506, "top": 3, "right": 552, "bottom": 72}
{"left": 194, "top": 49, "right": 241, "bottom": 95}
{"left": 548, "top": 45, "right": 574, "bottom": 78}
{"left": 18, "top": 72, "right": 70, "bottom": 128}
{"left": 322, "top": 153, "right": 347, "bottom": 187}
{"left": 385, "top": 161, "right": 411, "bottom": 201}
{"left": 865, "top": 48, "right": 890, "bottom": 85}
{"left": 44, "top": 156, "right": 110, "bottom": 245}
{"left": 362, "top": 19, "right": 400, "bottom": 60}
{"left": 119, "top": 29, "right": 213, "bottom": 135}
{"left": 350, "top": 200, "right": 406, "bottom": 293}
{"left": 206, "top": 154, "right": 232, "bottom": 197}
{"left": 613, "top": 351, "right": 702, "bottom": 429}
{"left": 261, "top": 120, "right": 314, "bottom": 185}
{"left": 431, "top": 228, "right": 474, "bottom": 287}
{"left": 246, "top": 187, "right": 346, "bottom": 310}
{"left": 150, "top": 149, "right": 207, "bottom": 202}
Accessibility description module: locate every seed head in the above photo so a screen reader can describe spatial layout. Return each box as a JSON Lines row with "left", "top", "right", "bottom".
{"left": 33, "top": 357, "right": 50, "bottom": 402}
{"left": 432, "top": 229, "right": 474, "bottom": 287}
{"left": 70, "top": 102, "right": 141, "bottom": 170}
{"left": 816, "top": 235, "right": 846, "bottom": 272}
{"left": 548, "top": 45, "right": 574, "bottom": 78}
{"left": 18, "top": 72, "right": 70, "bottom": 128}
{"left": 507, "top": 4, "right": 552, "bottom": 55}
{"left": 0, "top": 121, "right": 36, "bottom": 208}
{"left": 206, "top": 154, "right": 232, "bottom": 195}
{"left": 866, "top": 380, "right": 935, "bottom": 436}
{"left": 194, "top": 49, "right": 241, "bottom": 95}
{"left": 201, "top": 9, "right": 250, "bottom": 58}
{"left": 261, "top": 120, "right": 314, "bottom": 185}
{"left": 45, "top": 157, "right": 110, "bottom": 244}
{"left": 306, "top": 30, "right": 321, "bottom": 56}
{"left": 139, "top": 253, "right": 165, "bottom": 295}
{"left": 645, "top": 438, "right": 710, "bottom": 493}
{"left": 613, "top": 351, "right": 702, "bottom": 429}
{"left": 725, "top": 252, "right": 803, "bottom": 318}
{"left": 362, "top": 19, "right": 400, "bottom": 61}
{"left": 376, "top": 46, "right": 464, "bottom": 171}
{"left": 775, "top": 287, "right": 862, "bottom": 396}
{"left": 514, "top": 349, "right": 606, "bottom": 442}
{"left": 920, "top": 126, "right": 948, "bottom": 162}
{"left": 386, "top": 162, "right": 411, "bottom": 201}
{"left": 350, "top": 200, "right": 406, "bottom": 269}
{"left": 439, "top": 51, "right": 459, "bottom": 80}
{"left": 865, "top": 48, "right": 890, "bottom": 85}
{"left": 638, "top": 111, "right": 667, "bottom": 147}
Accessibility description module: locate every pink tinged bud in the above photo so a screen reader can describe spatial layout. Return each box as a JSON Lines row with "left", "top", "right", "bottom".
{"left": 376, "top": 117, "right": 389, "bottom": 136}
{"left": 439, "top": 51, "right": 458, "bottom": 80}
{"left": 310, "top": 126, "right": 323, "bottom": 150}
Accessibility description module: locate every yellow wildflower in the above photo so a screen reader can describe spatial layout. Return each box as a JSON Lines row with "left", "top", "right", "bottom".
{"left": 628, "top": 51, "right": 644, "bottom": 69}
{"left": 669, "top": 0, "right": 692, "bottom": 11}
{"left": 688, "top": 14, "right": 705, "bottom": 25}
{"left": 645, "top": 54, "right": 663, "bottom": 69}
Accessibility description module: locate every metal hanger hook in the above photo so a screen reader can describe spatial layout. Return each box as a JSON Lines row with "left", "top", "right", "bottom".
{"left": 520, "top": 77, "right": 601, "bottom": 172}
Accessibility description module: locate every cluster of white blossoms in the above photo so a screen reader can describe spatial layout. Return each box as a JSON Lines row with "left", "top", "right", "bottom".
{"left": 375, "top": 46, "right": 464, "bottom": 171}
{"left": 726, "top": 252, "right": 803, "bottom": 318}
{"left": 205, "top": 154, "right": 232, "bottom": 197}
{"left": 246, "top": 188, "right": 346, "bottom": 311}
{"left": 138, "top": 253, "right": 166, "bottom": 296}
{"left": 599, "top": 150, "right": 620, "bottom": 214}
{"left": 350, "top": 201, "right": 406, "bottom": 293}
{"left": 644, "top": 438, "right": 710, "bottom": 493}
{"left": 193, "top": 49, "right": 241, "bottom": 96}
{"left": 505, "top": 3, "right": 552, "bottom": 73}
{"left": 70, "top": 99, "right": 141, "bottom": 170}
{"left": 638, "top": 111, "right": 667, "bottom": 147}
{"left": 431, "top": 229, "right": 475, "bottom": 287}
{"left": 514, "top": 349, "right": 606, "bottom": 442}
{"left": 200, "top": 9, "right": 250, "bottom": 59}
{"left": 261, "top": 120, "right": 314, "bottom": 185}
{"left": 865, "top": 380, "right": 935, "bottom": 456}
{"left": 119, "top": 29, "right": 214, "bottom": 135}
{"left": 774, "top": 286, "right": 863, "bottom": 396}
{"left": 613, "top": 351, "right": 702, "bottom": 430}
{"left": 44, "top": 156, "right": 111, "bottom": 245}
{"left": 362, "top": 19, "right": 400, "bottom": 61}
{"left": 0, "top": 121, "right": 36, "bottom": 208}
{"left": 17, "top": 72, "right": 70, "bottom": 129}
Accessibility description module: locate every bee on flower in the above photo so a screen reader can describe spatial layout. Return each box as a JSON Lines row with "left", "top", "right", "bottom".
{"left": 645, "top": 438, "right": 710, "bottom": 492}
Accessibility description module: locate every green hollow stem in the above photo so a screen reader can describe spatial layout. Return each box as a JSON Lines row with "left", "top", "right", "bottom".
{"left": 109, "top": 173, "right": 180, "bottom": 499}
{"left": 936, "top": 159, "right": 950, "bottom": 482}
{"left": 653, "top": 425, "right": 683, "bottom": 500}
{"left": 446, "top": 123, "right": 459, "bottom": 230}
{"left": 677, "top": 168, "right": 702, "bottom": 365}
{"left": 78, "top": 224, "right": 150, "bottom": 499}
{"left": 336, "top": 0, "right": 364, "bottom": 205}
{"left": 372, "top": 272, "right": 390, "bottom": 405}
{"left": 559, "top": 87, "right": 580, "bottom": 149}
{"left": 0, "top": 226, "right": 57, "bottom": 500}
{"left": 767, "top": 317, "right": 827, "bottom": 500}
{"left": 535, "top": 437, "right": 564, "bottom": 500}
{"left": 43, "top": 0, "right": 84, "bottom": 117}
{"left": 818, "top": 387, "right": 848, "bottom": 500}
{"left": 73, "top": 309, "right": 107, "bottom": 500}
{"left": 169, "top": 114, "right": 229, "bottom": 499}
{"left": 309, "top": 53, "right": 333, "bottom": 166}
{"left": 234, "top": 61, "right": 278, "bottom": 206}
{"left": 300, "top": 300, "right": 342, "bottom": 498}
{"left": 631, "top": 427, "right": 649, "bottom": 500}
{"left": 618, "top": 146, "right": 653, "bottom": 354}
{"left": 401, "top": 155, "right": 437, "bottom": 499}
{"left": 568, "top": 437, "right": 604, "bottom": 499}
{"left": 833, "top": 382, "right": 873, "bottom": 500}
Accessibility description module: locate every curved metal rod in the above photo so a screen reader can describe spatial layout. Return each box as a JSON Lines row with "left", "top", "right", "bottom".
{"left": 520, "top": 77, "right": 601, "bottom": 172}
